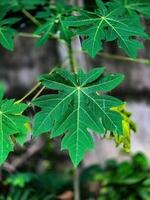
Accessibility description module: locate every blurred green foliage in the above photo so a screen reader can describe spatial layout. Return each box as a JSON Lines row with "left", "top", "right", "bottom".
{"left": 1, "top": 153, "right": 150, "bottom": 199}
{"left": 81, "top": 153, "right": 150, "bottom": 200}
{"left": 1, "top": 171, "right": 72, "bottom": 200}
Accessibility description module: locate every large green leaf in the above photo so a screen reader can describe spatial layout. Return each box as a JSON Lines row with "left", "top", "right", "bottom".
{"left": 0, "top": 84, "right": 29, "bottom": 165}
{"left": 33, "top": 68, "right": 124, "bottom": 166}
{"left": 64, "top": 0, "right": 148, "bottom": 58}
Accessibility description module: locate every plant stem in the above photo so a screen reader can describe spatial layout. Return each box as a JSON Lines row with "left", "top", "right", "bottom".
{"left": 22, "top": 9, "right": 41, "bottom": 26}
{"left": 74, "top": 167, "right": 80, "bottom": 200}
{"left": 18, "top": 32, "right": 41, "bottom": 38}
{"left": 16, "top": 82, "right": 41, "bottom": 104}
{"left": 68, "top": 42, "right": 78, "bottom": 73}
{"left": 16, "top": 67, "right": 57, "bottom": 104}
{"left": 31, "top": 86, "right": 45, "bottom": 102}
{"left": 17, "top": 32, "right": 66, "bottom": 44}
{"left": 99, "top": 52, "right": 150, "bottom": 65}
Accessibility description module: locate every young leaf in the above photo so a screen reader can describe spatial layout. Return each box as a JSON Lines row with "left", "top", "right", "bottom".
{"left": 33, "top": 67, "right": 124, "bottom": 166}
{"left": 0, "top": 84, "right": 29, "bottom": 165}
{"left": 111, "top": 104, "right": 136, "bottom": 152}
{"left": 64, "top": 0, "right": 148, "bottom": 58}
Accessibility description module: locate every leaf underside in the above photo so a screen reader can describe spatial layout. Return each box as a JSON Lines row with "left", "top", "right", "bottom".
{"left": 33, "top": 67, "right": 124, "bottom": 166}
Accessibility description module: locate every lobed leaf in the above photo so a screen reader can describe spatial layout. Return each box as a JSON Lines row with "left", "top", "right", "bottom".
{"left": 33, "top": 67, "right": 124, "bottom": 166}
{"left": 64, "top": 0, "right": 149, "bottom": 58}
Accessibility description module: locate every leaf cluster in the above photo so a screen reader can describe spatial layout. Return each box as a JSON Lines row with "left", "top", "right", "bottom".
{"left": 0, "top": 0, "right": 149, "bottom": 55}
{"left": 0, "top": 171, "right": 71, "bottom": 200}
{"left": 64, "top": 0, "right": 150, "bottom": 58}
{"left": 1, "top": 153, "right": 149, "bottom": 199}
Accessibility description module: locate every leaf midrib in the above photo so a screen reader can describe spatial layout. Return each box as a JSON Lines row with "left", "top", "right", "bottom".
{"left": 75, "top": 88, "right": 80, "bottom": 164}
{"left": 82, "top": 90, "right": 118, "bottom": 131}
{"left": 92, "top": 19, "right": 104, "bottom": 56}
{"left": 34, "top": 89, "right": 76, "bottom": 134}
{"left": 103, "top": 18, "right": 129, "bottom": 51}
{"left": 0, "top": 113, "right": 3, "bottom": 162}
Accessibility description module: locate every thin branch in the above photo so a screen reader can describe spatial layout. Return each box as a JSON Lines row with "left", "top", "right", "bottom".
{"left": 99, "top": 52, "right": 150, "bottom": 65}
{"left": 22, "top": 9, "right": 41, "bottom": 26}
{"left": 16, "top": 82, "right": 41, "bottom": 104}
{"left": 16, "top": 68, "right": 57, "bottom": 104}
{"left": 68, "top": 42, "right": 78, "bottom": 72}
{"left": 31, "top": 86, "right": 45, "bottom": 102}
{"left": 18, "top": 32, "right": 41, "bottom": 38}
{"left": 17, "top": 32, "right": 67, "bottom": 45}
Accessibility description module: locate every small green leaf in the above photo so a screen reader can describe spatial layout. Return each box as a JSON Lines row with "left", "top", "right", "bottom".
{"left": 0, "top": 27, "right": 16, "bottom": 51}
{"left": 34, "top": 19, "right": 55, "bottom": 47}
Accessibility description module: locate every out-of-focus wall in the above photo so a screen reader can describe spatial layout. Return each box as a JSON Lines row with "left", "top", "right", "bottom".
{"left": 0, "top": 36, "right": 59, "bottom": 99}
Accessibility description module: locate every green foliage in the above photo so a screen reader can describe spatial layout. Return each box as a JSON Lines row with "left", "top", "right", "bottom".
{"left": 64, "top": 0, "right": 149, "bottom": 58}
{"left": 1, "top": 153, "right": 149, "bottom": 199}
{"left": 0, "top": 83, "right": 29, "bottom": 164}
{"left": 1, "top": 171, "right": 71, "bottom": 200}
{"left": 0, "top": 17, "right": 19, "bottom": 51}
{"left": 35, "top": 1, "right": 74, "bottom": 46}
{"left": 0, "top": 0, "right": 47, "bottom": 12}
{"left": 107, "top": 0, "right": 150, "bottom": 17}
{"left": 81, "top": 153, "right": 150, "bottom": 200}
{"left": 32, "top": 67, "right": 124, "bottom": 166}
{"left": 0, "top": 0, "right": 149, "bottom": 54}
{"left": 5, "top": 173, "right": 33, "bottom": 188}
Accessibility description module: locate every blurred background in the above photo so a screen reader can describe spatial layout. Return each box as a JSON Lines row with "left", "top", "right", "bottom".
{"left": 0, "top": 0, "right": 150, "bottom": 199}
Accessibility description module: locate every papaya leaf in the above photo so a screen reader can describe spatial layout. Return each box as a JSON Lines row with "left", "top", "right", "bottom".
{"left": 33, "top": 67, "right": 124, "bottom": 166}
{"left": 107, "top": 0, "right": 150, "bottom": 17}
{"left": 64, "top": 0, "right": 148, "bottom": 58}
{"left": 0, "top": 83, "right": 29, "bottom": 165}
